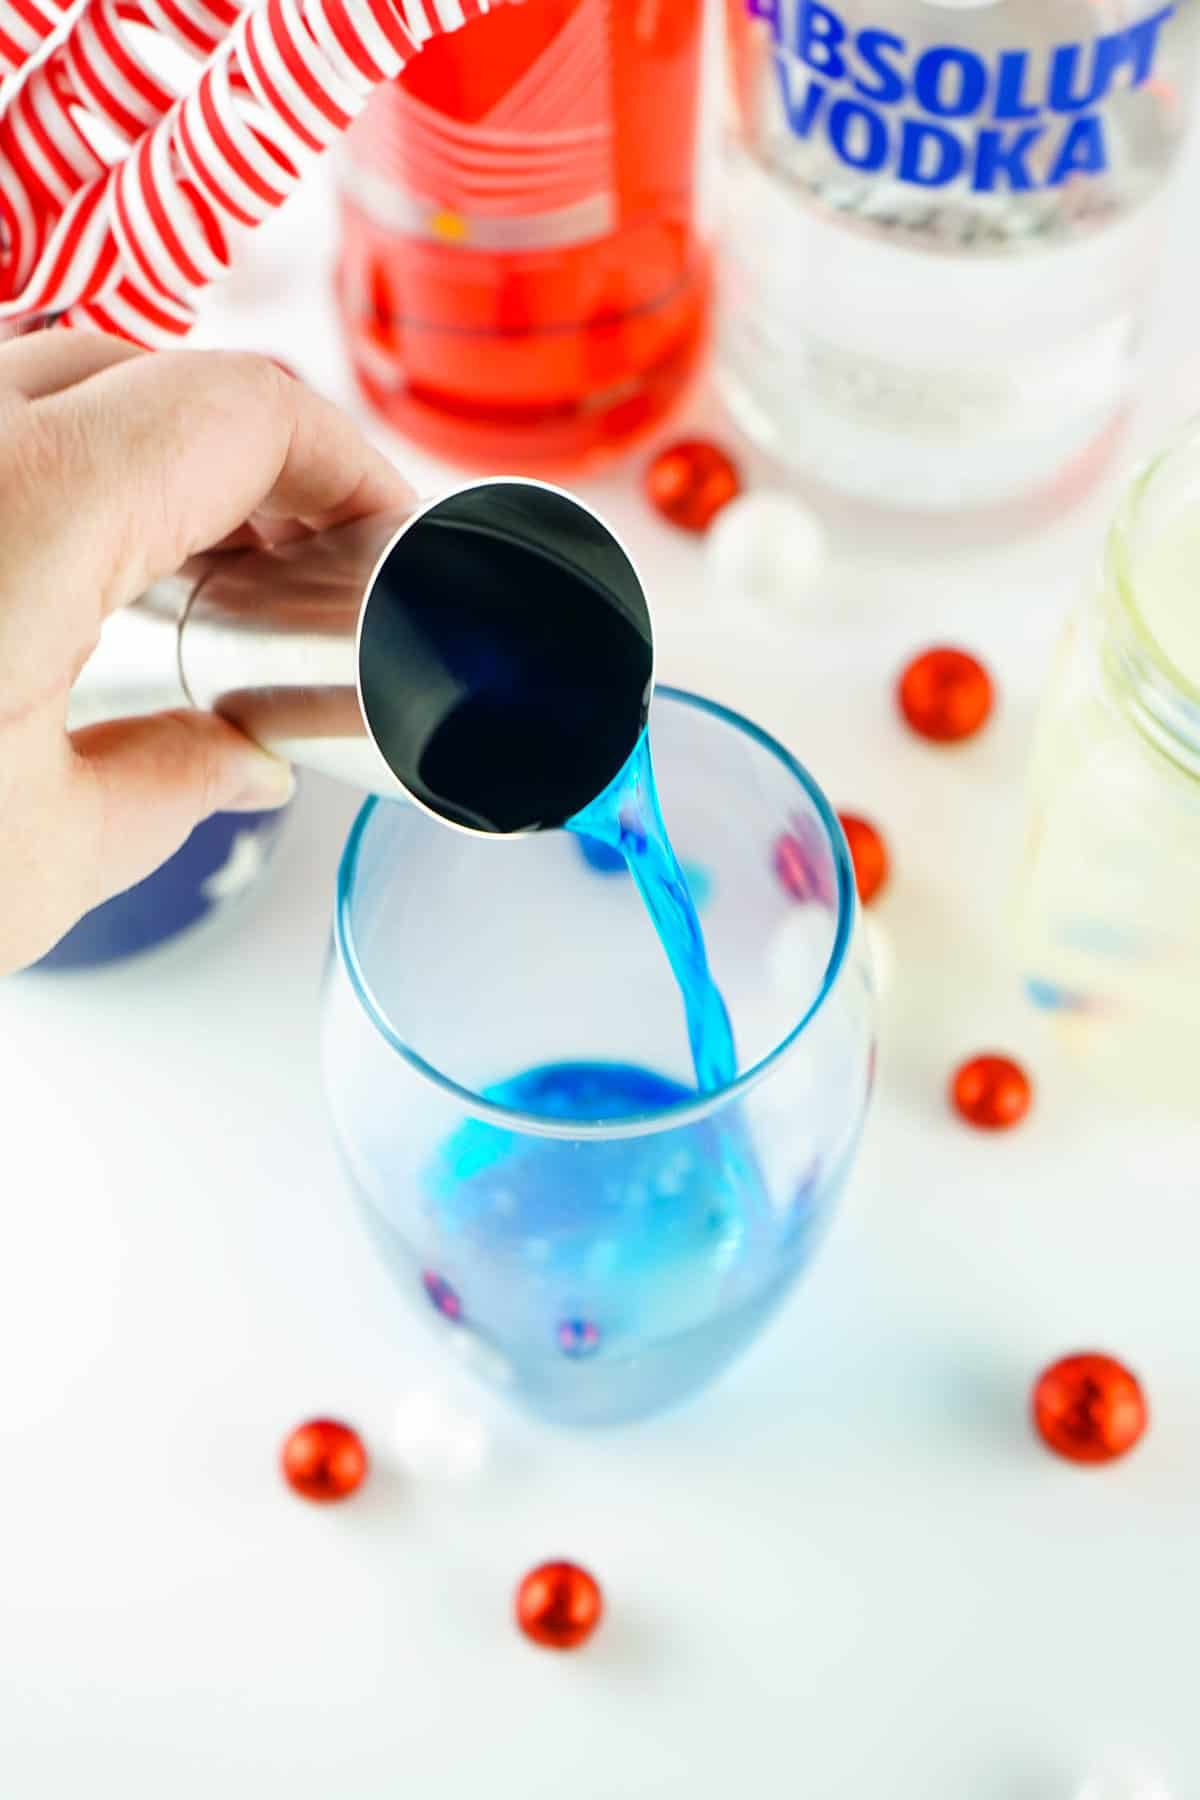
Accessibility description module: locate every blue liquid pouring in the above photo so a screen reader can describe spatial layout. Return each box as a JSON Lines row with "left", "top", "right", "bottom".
{"left": 568, "top": 733, "right": 737, "bottom": 1093}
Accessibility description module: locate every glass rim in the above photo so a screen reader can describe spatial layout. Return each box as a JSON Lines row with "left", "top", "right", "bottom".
{"left": 333, "top": 685, "right": 857, "bottom": 1142}
{"left": 1107, "top": 421, "right": 1200, "bottom": 710}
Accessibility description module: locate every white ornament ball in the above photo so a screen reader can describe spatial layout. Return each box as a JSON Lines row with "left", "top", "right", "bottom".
{"left": 864, "top": 915, "right": 893, "bottom": 1000}
{"left": 393, "top": 1383, "right": 490, "bottom": 1480}
{"left": 767, "top": 909, "right": 833, "bottom": 1008}
{"left": 707, "top": 490, "right": 829, "bottom": 622}
{"left": 1075, "top": 1755, "right": 1172, "bottom": 1800}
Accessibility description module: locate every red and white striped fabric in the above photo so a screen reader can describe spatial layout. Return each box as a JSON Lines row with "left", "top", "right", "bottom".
{"left": 0, "top": 0, "right": 520, "bottom": 342}
{"left": 343, "top": 0, "right": 611, "bottom": 249}
{"left": 0, "top": 0, "right": 68, "bottom": 85}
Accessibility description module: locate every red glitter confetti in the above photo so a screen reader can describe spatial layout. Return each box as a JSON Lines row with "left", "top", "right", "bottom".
{"left": 557, "top": 1319, "right": 601, "bottom": 1358}
{"left": 422, "top": 1271, "right": 463, "bottom": 1322}
{"left": 515, "top": 1561, "right": 603, "bottom": 1650}
{"left": 950, "top": 1054, "right": 1032, "bottom": 1130}
{"left": 898, "top": 647, "right": 994, "bottom": 743}
{"left": 1033, "top": 1353, "right": 1148, "bottom": 1465}
{"left": 838, "top": 814, "right": 889, "bottom": 905}
{"left": 644, "top": 439, "right": 741, "bottom": 533}
{"left": 281, "top": 1419, "right": 368, "bottom": 1503}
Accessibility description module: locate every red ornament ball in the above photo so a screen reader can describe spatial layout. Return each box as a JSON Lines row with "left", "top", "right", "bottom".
{"left": 950, "top": 1054, "right": 1032, "bottom": 1130}
{"left": 774, "top": 832, "right": 819, "bottom": 902}
{"left": 515, "top": 1561, "right": 603, "bottom": 1650}
{"left": 645, "top": 439, "right": 741, "bottom": 533}
{"left": 838, "top": 813, "right": 889, "bottom": 905}
{"left": 1033, "top": 1353, "right": 1148, "bottom": 1465}
{"left": 281, "top": 1418, "right": 368, "bottom": 1503}
{"left": 772, "top": 823, "right": 836, "bottom": 907}
{"left": 898, "top": 646, "right": 994, "bottom": 743}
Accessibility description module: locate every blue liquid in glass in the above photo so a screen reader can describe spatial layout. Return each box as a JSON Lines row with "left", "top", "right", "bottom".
{"left": 409, "top": 1059, "right": 826, "bottom": 1422}
{"left": 400, "top": 735, "right": 830, "bottom": 1421}
{"left": 568, "top": 733, "right": 737, "bottom": 1092}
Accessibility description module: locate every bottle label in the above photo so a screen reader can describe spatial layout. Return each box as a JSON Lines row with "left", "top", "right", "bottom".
{"left": 748, "top": 0, "right": 1175, "bottom": 193}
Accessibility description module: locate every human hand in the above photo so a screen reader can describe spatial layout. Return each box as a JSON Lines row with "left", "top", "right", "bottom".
{"left": 0, "top": 332, "right": 414, "bottom": 975}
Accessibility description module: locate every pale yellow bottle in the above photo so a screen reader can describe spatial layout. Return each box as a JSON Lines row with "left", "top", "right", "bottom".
{"left": 1016, "top": 425, "right": 1200, "bottom": 1110}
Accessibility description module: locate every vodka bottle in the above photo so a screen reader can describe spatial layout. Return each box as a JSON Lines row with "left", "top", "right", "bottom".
{"left": 720, "top": 0, "right": 1200, "bottom": 515}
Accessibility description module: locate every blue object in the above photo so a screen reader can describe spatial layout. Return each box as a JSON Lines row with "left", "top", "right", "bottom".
{"left": 557, "top": 1317, "right": 602, "bottom": 1358}
{"left": 578, "top": 831, "right": 713, "bottom": 912}
{"left": 33, "top": 806, "right": 288, "bottom": 970}
{"left": 576, "top": 834, "right": 627, "bottom": 874}
{"left": 1025, "top": 976, "right": 1092, "bottom": 1014}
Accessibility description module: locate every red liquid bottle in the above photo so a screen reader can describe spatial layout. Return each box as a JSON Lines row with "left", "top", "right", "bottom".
{"left": 337, "top": 0, "right": 710, "bottom": 469}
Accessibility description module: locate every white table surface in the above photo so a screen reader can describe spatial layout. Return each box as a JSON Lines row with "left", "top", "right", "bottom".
{"left": 4, "top": 151, "right": 1200, "bottom": 1800}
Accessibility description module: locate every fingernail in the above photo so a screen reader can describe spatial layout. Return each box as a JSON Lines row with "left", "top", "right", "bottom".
{"left": 228, "top": 749, "right": 296, "bottom": 813}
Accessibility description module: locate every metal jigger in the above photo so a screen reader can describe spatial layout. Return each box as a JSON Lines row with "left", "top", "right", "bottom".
{"left": 69, "top": 478, "right": 654, "bottom": 836}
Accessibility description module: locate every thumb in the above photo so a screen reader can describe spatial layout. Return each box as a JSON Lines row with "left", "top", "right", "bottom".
{"left": 68, "top": 710, "right": 294, "bottom": 909}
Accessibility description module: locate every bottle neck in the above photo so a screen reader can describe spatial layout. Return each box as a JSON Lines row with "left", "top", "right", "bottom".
{"left": 1100, "top": 475, "right": 1200, "bottom": 784}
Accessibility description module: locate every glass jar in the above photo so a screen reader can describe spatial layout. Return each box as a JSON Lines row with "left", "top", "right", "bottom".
{"left": 321, "top": 688, "right": 876, "bottom": 1425}
{"left": 336, "top": 0, "right": 711, "bottom": 469}
{"left": 1015, "top": 423, "right": 1200, "bottom": 1105}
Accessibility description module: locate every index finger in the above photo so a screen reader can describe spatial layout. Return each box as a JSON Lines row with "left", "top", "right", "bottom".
{"left": 22, "top": 348, "right": 415, "bottom": 616}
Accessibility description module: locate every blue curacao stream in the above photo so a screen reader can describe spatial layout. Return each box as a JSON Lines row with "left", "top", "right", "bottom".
{"left": 567, "top": 731, "right": 737, "bottom": 1093}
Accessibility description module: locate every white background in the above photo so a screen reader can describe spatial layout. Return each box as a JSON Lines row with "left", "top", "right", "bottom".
{"left": 3, "top": 124, "right": 1200, "bottom": 1799}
